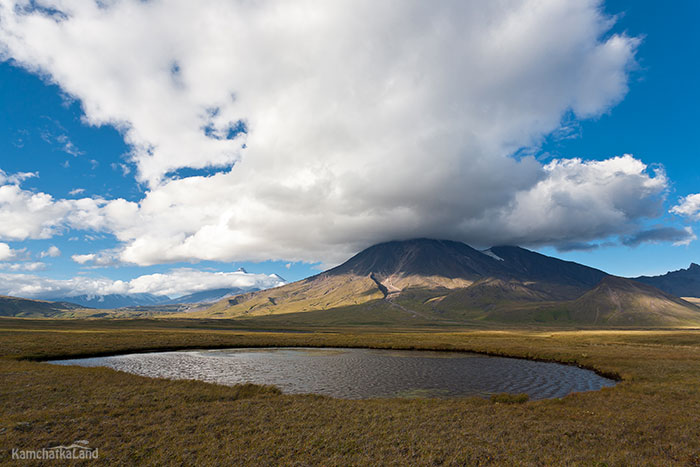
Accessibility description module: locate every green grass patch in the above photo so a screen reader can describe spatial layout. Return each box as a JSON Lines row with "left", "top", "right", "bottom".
{"left": 490, "top": 392, "right": 529, "bottom": 404}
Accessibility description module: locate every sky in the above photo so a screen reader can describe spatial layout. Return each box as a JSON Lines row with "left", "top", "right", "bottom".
{"left": 0, "top": 0, "right": 698, "bottom": 299}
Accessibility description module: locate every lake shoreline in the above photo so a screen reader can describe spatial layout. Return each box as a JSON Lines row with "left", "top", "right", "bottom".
{"left": 25, "top": 339, "right": 623, "bottom": 382}
{"left": 49, "top": 346, "right": 617, "bottom": 400}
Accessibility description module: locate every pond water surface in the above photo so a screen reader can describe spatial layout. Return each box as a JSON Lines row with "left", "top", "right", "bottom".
{"left": 51, "top": 347, "right": 616, "bottom": 400}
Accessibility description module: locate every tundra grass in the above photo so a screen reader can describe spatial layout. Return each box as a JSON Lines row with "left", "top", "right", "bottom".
{"left": 1, "top": 319, "right": 700, "bottom": 465}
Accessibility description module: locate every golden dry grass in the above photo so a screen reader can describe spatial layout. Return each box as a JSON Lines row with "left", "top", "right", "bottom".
{"left": 186, "top": 274, "right": 384, "bottom": 319}
{"left": 1, "top": 319, "right": 700, "bottom": 465}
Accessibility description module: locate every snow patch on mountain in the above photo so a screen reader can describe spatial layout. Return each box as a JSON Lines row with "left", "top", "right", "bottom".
{"left": 482, "top": 249, "right": 505, "bottom": 262}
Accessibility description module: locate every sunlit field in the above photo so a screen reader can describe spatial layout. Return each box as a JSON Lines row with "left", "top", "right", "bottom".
{"left": 2, "top": 319, "right": 699, "bottom": 465}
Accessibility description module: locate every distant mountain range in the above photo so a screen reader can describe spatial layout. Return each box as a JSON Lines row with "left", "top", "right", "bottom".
{"left": 185, "top": 239, "right": 700, "bottom": 327}
{"left": 45, "top": 287, "right": 263, "bottom": 309}
{"left": 0, "top": 286, "right": 268, "bottom": 318}
{"left": 2, "top": 238, "right": 699, "bottom": 326}
{"left": 45, "top": 293, "right": 170, "bottom": 309}
{"left": 168, "top": 287, "right": 257, "bottom": 304}
{"left": 634, "top": 263, "right": 700, "bottom": 298}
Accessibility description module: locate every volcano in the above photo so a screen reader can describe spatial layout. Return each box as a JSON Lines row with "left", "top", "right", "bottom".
{"left": 186, "top": 239, "right": 700, "bottom": 326}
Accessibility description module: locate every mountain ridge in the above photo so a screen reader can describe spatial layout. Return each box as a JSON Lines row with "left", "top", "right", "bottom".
{"left": 184, "top": 238, "right": 700, "bottom": 326}
{"left": 633, "top": 263, "right": 700, "bottom": 298}
{"left": 46, "top": 287, "right": 265, "bottom": 309}
{"left": 4, "top": 238, "right": 698, "bottom": 326}
{"left": 46, "top": 293, "right": 170, "bottom": 309}
{"left": 0, "top": 295, "right": 85, "bottom": 318}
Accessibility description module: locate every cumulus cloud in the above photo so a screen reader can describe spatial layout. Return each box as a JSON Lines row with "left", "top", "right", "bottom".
{"left": 0, "top": 169, "right": 36, "bottom": 185}
{"left": 71, "top": 250, "right": 119, "bottom": 266}
{"left": 39, "top": 245, "right": 61, "bottom": 258}
{"left": 71, "top": 253, "right": 95, "bottom": 264}
{"left": 0, "top": 174, "right": 108, "bottom": 241}
{"left": 0, "top": 242, "right": 45, "bottom": 271}
{"left": 0, "top": 242, "right": 24, "bottom": 261}
{"left": 460, "top": 155, "right": 669, "bottom": 248}
{"left": 0, "top": 172, "right": 107, "bottom": 241}
{"left": 0, "top": 183, "right": 72, "bottom": 240}
{"left": 0, "top": 268, "right": 285, "bottom": 299}
{"left": 671, "top": 194, "right": 700, "bottom": 221}
{"left": 1, "top": 0, "right": 676, "bottom": 266}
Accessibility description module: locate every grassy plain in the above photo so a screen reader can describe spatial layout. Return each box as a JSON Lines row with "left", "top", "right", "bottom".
{"left": 1, "top": 318, "right": 700, "bottom": 465}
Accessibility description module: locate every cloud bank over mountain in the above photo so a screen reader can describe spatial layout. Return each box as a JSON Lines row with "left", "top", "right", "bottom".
{"left": 0, "top": 0, "right": 692, "bottom": 267}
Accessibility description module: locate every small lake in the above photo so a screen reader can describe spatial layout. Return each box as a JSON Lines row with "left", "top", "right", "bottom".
{"left": 50, "top": 347, "right": 616, "bottom": 400}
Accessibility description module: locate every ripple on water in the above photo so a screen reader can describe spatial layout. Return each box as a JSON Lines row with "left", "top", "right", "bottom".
{"left": 50, "top": 347, "right": 616, "bottom": 400}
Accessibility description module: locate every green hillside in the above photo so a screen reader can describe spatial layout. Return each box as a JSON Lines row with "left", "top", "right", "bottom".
{"left": 0, "top": 296, "right": 85, "bottom": 318}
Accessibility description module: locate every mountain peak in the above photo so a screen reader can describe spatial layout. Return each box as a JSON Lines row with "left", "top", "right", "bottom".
{"left": 324, "top": 238, "right": 506, "bottom": 280}
{"left": 320, "top": 238, "right": 607, "bottom": 293}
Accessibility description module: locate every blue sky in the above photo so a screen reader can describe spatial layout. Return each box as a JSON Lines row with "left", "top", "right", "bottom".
{"left": 0, "top": 0, "right": 698, "bottom": 298}
{"left": 0, "top": 61, "right": 317, "bottom": 283}
{"left": 0, "top": 56, "right": 317, "bottom": 295}
{"left": 538, "top": 0, "right": 700, "bottom": 275}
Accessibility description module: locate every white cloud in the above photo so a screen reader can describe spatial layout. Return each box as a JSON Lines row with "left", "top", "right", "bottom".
{"left": 674, "top": 227, "right": 697, "bottom": 247}
{"left": 0, "top": 242, "right": 51, "bottom": 270}
{"left": 88, "top": 154, "right": 667, "bottom": 266}
{"left": 0, "top": 0, "right": 672, "bottom": 266}
{"left": 0, "top": 261, "right": 46, "bottom": 271}
{"left": 0, "top": 268, "right": 285, "bottom": 299}
{"left": 68, "top": 188, "right": 85, "bottom": 196}
{"left": 0, "top": 169, "right": 36, "bottom": 185}
{"left": 671, "top": 193, "right": 700, "bottom": 221}
{"left": 0, "top": 0, "right": 639, "bottom": 176}
{"left": 0, "top": 183, "right": 70, "bottom": 240}
{"left": 0, "top": 176, "right": 105, "bottom": 241}
{"left": 39, "top": 245, "right": 61, "bottom": 258}
{"left": 70, "top": 250, "right": 118, "bottom": 266}
{"left": 71, "top": 253, "right": 95, "bottom": 264}
{"left": 127, "top": 268, "right": 285, "bottom": 297}
{"left": 0, "top": 242, "right": 24, "bottom": 261}
{"left": 0, "top": 243, "right": 44, "bottom": 270}
{"left": 459, "top": 155, "right": 669, "bottom": 247}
